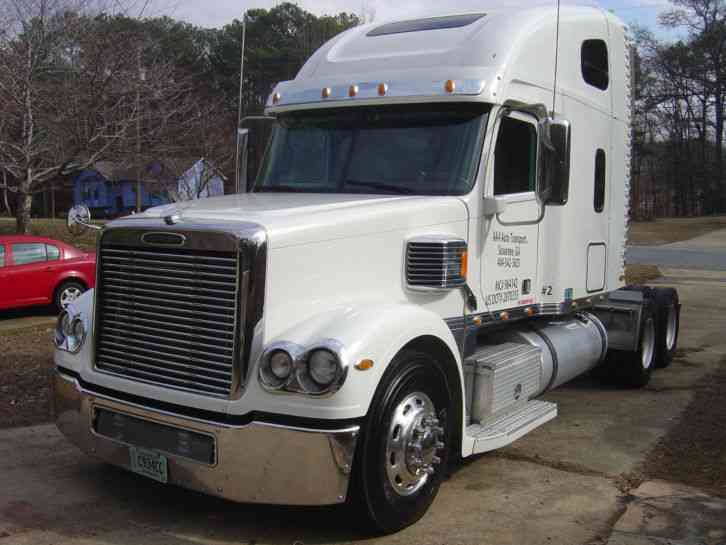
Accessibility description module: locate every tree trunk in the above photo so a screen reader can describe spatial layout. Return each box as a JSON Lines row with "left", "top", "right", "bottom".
{"left": 16, "top": 191, "right": 32, "bottom": 234}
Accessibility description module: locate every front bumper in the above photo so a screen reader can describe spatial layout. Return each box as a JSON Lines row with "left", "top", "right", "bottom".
{"left": 53, "top": 370, "right": 360, "bottom": 505}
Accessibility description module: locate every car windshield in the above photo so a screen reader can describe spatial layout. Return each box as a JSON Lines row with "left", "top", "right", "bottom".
{"left": 254, "top": 103, "right": 490, "bottom": 196}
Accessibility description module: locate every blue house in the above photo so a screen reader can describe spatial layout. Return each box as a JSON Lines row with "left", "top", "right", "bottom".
{"left": 73, "top": 168, "right": 169, "bottom": 218}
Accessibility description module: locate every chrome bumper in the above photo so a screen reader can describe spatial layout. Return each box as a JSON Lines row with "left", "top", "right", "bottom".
{"left": 53, "top": 370, "right": 360, "bottom": 505}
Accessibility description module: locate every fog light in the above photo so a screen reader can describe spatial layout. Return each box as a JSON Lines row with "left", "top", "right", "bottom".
{"left": 308, "top": 349, "right": 340, "bottom": 387}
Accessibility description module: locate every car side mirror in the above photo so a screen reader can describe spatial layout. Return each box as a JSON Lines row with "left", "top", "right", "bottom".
{"left": 540, "top": 117, "right": 571, "bottom": 205}
{"left": 67, "top": 204, "right": 101, "bottom": 236}
{"left": 236, "top": 116, "right": 275, "bottom": 193}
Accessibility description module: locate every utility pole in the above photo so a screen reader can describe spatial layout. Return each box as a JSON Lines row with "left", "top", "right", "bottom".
{"left": 234, "top": 11, "right": 247, "bottom": 194}
{"left": 136, "top": 47, "right": 143, "bottom": 213}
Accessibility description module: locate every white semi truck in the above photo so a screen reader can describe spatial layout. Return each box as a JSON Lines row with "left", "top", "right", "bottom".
{"left": 55, "top": 5, "right": 681, "bottom": 533}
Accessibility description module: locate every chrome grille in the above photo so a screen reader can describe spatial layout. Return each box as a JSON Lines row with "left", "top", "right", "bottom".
{"left": 95, "top": 244, "right": 240, "bottom": 398}
{"left": 406, "top": 237, "right": 467, "bottom": 290}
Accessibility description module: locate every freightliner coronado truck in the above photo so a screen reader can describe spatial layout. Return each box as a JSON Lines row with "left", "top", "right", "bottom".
{"left": 54, "top": 5, "right": 681, "bottom": 533}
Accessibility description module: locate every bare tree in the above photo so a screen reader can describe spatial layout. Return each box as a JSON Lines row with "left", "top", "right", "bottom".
{"left": 0, "top": 0, "right": 201, "bottom": 232}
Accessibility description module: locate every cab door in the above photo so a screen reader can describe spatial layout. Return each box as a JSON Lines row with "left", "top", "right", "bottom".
{"left": 480, "top": 111, "right": 542, "bottom": 311}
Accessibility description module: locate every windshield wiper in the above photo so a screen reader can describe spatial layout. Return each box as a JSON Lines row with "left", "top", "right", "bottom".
{"left": 344, "top": 180, "right": 414, "bottom": 195}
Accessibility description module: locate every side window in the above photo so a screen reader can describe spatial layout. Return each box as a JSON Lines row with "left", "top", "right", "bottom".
{"left": 11, "top": 243, "right": 47, "bottom": 266}
{"left": 0, "top": 246, "right": 4, "bottom": 267}
{"left": 594, "top": 149, "right": 606, "bottom": 213}
{"left": 582, "top": 39, "right": 609, "bottom": 90}
{"left": 494, "top": 116, "right": 537, "bottom": 195}
{"left": 47, "top": 244, "right": 61, "bottom": 261}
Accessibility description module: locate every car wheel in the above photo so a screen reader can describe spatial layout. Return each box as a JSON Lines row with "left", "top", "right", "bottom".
{"left": 652, "top": 288, "right": 680, "bottom": 369}
{"left": 54, "top": 280, "right": 86, "bottom": 311}
{"left": 350, "top": 349, "right": 452, "bottom": 535}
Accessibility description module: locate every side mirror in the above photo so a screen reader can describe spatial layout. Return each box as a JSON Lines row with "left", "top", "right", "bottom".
{"left": 236, "top": 116, "right": 275, "bottom": 193}
{"left": 67, "top": 204, "right": 101, "bottom": 236}
{"left": 540, "top": 117, "right": 571, "bottom": 205}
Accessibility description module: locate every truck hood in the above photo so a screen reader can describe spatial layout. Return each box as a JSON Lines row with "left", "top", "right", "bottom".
{"left": 138, "top": 193, "right": 469, "bottom": 249}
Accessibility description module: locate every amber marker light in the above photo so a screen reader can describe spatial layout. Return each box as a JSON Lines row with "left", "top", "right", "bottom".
{"left": 355, "top": 359, "right": 374, "bottom": 371}
{"left": 500, "top": 311, "right": 510, "bottom": 321}
{"left": 377, "top": 82, "right": 388, "bottom": 96}
{"left": 272, "top": 92, "right": 281, "bottom": 105}
{"left": 322, "top": 87, "right": 332, "bottom": 99}
{"left": 348, "top": 85, "right": 359, "bottom": 98}
{"left": 445, "top": 79, "right": 456, "bottom": 93}
{"left": 525, "top": 307, "right": 535, "bottom": 317}
{"left": 459, "top": 250, "right": 468, "bottom": 279}
{"left": 472, "top": 316, "right": 483, "bottom": 327}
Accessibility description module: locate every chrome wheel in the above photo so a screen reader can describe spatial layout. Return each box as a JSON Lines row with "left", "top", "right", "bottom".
{"left": 60, "top": 287, "right": 82, "bottom": 309}
{"left": 641, "top": 316, "right": 656, "bottom": 370}
{"left": 385, "top": 391, "right": 445, "bottom": 497}
{"left": 665, "top": 305, "right": 678, "bottom": 351}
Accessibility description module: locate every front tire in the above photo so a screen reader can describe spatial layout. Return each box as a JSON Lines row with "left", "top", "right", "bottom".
{"left": 350, "top": 349, "right": 452, "bottom": 534}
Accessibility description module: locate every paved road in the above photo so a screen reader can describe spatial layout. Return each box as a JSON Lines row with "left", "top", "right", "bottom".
{"left": 627, "top": 229, "right": 726, "bottom": 270}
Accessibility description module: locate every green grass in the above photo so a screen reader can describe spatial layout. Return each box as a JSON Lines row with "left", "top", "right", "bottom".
{"left": 0, "top": 218, "right": 102, "bottom": 251}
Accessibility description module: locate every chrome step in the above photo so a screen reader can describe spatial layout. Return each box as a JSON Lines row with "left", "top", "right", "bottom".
{"left": 467, "top": 400, "right": 557, "bottom": 454}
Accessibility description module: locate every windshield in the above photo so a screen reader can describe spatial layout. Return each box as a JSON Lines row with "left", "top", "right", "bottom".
{"left": 254, "top": 103, "right": 490, "bottom": 196}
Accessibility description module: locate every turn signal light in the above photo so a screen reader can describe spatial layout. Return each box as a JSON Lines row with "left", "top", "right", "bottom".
{"left": 348, "top": 85, "right": 359, "bottom": 98}
{"left": 355, "top": 359, "right": 374, "bottom": 371}
{"left": 445, "top": 79, "right": 456, "bottom": 93}
{"left": 377, "top": 83, "right": 388, "bottom": 96}
{"left": 322, "top": 87, "right": 332, "bottom": 99}
{"left": 459, "top": 250, "right": 468, "bottom": 279}
{"left": 271, "top": 92, "right": 281, "bottom": 104}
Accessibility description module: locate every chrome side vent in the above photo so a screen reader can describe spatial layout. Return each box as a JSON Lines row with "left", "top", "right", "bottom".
{"left": 406, "top": 236, "right": 467, "bottom": 291}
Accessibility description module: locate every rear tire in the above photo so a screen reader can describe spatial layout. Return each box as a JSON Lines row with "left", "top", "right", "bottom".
{"left": 54, "top": 280, "right": 86, "bottom": 311}
{"left": 651, "top": 288, "right": 680, "bottom": 369}
{"left": 349, "top": 349, "right": 452, "bottom": 535}
{"left": 609, "top": 303, "right": 657, "bottom": 388}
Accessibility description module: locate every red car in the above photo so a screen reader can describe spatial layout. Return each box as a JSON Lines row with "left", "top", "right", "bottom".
{"left": 0, "top": 235, "right": 96, "bottom": 311}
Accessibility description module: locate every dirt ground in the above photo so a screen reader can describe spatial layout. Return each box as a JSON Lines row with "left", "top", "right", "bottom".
{"left": 628, "top": 215, "right": 726, "bottom": 246}
{"left": 0, "top": 325, "right": 55, "bottom": 429}
{"left": 645, "top": 353, "right": 726, "bottom": 498}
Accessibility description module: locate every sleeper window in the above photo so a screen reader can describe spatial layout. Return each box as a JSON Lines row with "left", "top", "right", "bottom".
{"left": 494, "top": 116, "right": 537, "bottom": 195}
{"left": 582, "top": 39, "right": 609, "bottom": 90}
{"left": 594, "top": 149, "right": 606, "bottom": 212}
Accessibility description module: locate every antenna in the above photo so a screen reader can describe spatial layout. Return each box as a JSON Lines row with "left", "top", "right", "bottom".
{"left": 234, "top": 11, "right": 247, "bottom": 194}
{"left": 552, "top": 0, "right": 561, "bottom": 114}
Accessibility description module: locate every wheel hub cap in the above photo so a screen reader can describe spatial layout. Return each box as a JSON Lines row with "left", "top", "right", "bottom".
{"left": 385, "top": 392, "right": 445, "bottom": 497}
{"left": 61, "top": 288, "right": 82, "bottom": 308}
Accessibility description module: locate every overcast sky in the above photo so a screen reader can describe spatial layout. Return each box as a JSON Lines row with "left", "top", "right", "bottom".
{"left": 168, "top": 0, "right": 680, "bottom": 39}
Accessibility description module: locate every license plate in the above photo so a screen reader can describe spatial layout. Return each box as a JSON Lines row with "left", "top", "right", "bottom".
{"left": 129, "top": 447, "right": 168, "bottom": 484}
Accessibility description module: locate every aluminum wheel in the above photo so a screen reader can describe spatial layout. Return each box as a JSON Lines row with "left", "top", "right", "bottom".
{"left": 641, "top": 316, "right": 656, "bottom": 370}
{"left": 59, "top": 286, "right": 82, "bottom": 309}
{"left": 385, "top": 391, "right": 444, "bottom": 497}
{"left": 665, "top": 304, "right": 678, "bottom": 351}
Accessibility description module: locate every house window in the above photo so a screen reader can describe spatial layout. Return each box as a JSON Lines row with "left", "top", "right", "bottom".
{"left": 582, "top": 39, "right": 609, "bottom": 91}
{"left": 494, "top": 116, "right": 537, "bottom": 195}
{"left": 594, "top": 149, "right": 606, "bottom": 212}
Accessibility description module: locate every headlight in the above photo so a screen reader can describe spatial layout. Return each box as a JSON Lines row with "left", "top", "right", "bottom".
{"left": 54, "top": 311, "right": 86, "bottom": 353}
{"left": 308, "top": 349, "right": 340, "bottom": 387}
{"left": 259, "top": 349, "right": 294, "bottom": 389}
{"left": 259, "top": 341, "right": 347, "bottom": 396}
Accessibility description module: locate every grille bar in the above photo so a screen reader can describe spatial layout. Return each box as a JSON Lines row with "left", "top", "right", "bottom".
{"left": 95, "top": 241, "right": 241, "bottom": 399}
